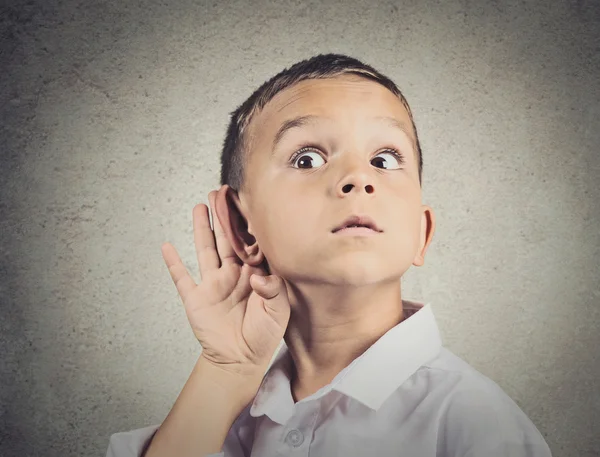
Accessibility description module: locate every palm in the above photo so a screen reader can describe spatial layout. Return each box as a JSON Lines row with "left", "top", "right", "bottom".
{"left": 187, "top": 263, "right": 278, "bottom": 365}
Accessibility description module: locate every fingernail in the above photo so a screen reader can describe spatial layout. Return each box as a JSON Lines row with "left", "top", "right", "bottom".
{"left": 254, "top": 275, "right": 267, "bottom": 285}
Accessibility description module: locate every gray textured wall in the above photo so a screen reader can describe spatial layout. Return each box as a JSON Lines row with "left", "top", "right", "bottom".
{"left": 1, "top": 0, "right": 598, "bottom": 456}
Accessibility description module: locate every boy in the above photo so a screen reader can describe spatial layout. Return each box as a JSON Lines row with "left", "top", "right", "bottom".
{"left": 106, "top": 54, "right": 553, "bottom": 456}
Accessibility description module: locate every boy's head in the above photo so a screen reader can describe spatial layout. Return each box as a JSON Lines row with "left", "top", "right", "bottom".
{"left": 220, "top": 53, "right": 423, "bottom": 192}
{"left": 215, "top": 54, "right": 434, "bottom": 288}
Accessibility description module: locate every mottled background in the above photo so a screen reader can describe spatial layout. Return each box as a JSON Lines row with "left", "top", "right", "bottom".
{"left": 1, "top": 0, "right": 598, "bottom": 456}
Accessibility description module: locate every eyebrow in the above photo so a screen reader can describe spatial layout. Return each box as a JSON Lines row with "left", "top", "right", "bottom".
{"left": 271, "top": 114, "right": 414, "bottom": 153}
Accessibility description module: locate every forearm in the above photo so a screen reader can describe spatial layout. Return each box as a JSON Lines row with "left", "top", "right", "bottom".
{"left": 143, "top": 356, "right": 263, "bottom": 457}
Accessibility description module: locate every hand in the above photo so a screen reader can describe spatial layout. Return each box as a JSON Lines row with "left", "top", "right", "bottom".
{"left": 160, "top": 188, "right": 291, "bottom": 377}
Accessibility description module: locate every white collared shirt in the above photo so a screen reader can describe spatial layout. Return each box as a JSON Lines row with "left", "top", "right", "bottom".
{"left": 106, "top": 301, "right": 553, "bottom": 457}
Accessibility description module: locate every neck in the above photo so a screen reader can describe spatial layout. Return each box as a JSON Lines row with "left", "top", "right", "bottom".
{"left": 282, "top": 278, "right": 405, "bottom": 401}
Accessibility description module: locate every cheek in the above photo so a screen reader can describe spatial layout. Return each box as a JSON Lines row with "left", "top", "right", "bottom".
{"left": 399, "top": 211, "right": 422, "bottom": 240}
{"left": 260, "top": 212, "right": 310, "bottom": 251}
{"left": 255, "top": 211, "right": 318, "bottom": 269}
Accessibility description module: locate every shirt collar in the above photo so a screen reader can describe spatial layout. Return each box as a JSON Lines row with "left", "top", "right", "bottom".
{"left": 249, "top": 300, "right": 443, "bottom": 424}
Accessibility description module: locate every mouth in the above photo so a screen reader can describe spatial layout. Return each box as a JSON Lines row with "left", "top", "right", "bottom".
{"left": 333, "top": 226, "right": 380, "bottom": 236}
{"left": 332, "top": 215, "right": 382, "bottom": 234}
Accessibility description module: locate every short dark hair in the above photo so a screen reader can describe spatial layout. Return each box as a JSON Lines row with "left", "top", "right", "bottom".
{"left": 219, "top": 53, "right": 423, "bottom": 192}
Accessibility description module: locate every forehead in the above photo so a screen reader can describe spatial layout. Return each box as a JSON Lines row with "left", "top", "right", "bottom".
{"left": 247, "top": 75, "right": 413, "bottom": 146}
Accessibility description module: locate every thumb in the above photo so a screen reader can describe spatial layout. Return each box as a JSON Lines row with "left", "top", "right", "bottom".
{"left": 250, "top": 274, "right": 291, "bottom": 318}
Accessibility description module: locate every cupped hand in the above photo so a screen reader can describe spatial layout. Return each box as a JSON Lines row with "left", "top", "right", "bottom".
{"left": 161, "top": 188, "right": 291, "bottom": 376}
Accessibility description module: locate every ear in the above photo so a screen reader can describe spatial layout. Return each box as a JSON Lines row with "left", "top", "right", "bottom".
{"left": 412, "top": 205, "right": 435, "bottom": 267}
{"left": 213, "top": 184, "right": 267, "bottom": 268}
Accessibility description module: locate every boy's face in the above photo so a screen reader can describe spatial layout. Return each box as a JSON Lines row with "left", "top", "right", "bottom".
{"left": 230, "top": 74, "right": 434, "bottom": 287}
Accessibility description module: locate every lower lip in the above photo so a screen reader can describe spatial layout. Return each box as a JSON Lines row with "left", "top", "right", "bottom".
{"left": 334, "top": 227, "right": 379, "bottom": 236}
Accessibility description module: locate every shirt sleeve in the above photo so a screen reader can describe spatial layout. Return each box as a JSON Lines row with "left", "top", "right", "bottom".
{"left": 104, "top": 424, "right": 225, "bottom": 457}
{"left": 440, "top": 386, "right": 553, "bottom": 457}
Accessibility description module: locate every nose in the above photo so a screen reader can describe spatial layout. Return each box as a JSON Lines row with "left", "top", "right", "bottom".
{"left": 340, "top": 182, "right": 374, "bottom": 195}
{"left": 336, "top": 156, "right": 375, "bottom": 196}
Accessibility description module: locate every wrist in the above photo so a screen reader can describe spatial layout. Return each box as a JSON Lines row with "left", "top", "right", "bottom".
{"left": 196, "top": 355, "right": 265, "bottom": 396}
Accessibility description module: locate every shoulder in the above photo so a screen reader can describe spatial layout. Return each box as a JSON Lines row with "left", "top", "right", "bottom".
{"left": 415, "top": 348, "right": 553, "bottom": 456}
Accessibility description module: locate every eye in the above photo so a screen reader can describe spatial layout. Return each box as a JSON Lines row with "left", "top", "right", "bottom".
{"left": 290, "top": 148, "right": 326, "bottom": 169}
{"left": 290, "top": 146, "right": 405, "bottom": 170}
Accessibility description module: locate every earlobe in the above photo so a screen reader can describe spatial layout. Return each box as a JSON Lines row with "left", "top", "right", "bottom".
{"left": 214, "top": 185, "right": 265, "bottom": 267}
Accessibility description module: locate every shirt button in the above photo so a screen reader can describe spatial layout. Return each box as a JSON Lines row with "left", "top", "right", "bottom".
{"left": 285, "top": 429, "right": 304, "bottom": 447}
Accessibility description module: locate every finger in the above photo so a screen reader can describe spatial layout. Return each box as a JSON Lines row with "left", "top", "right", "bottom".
{"left": 193, "top": 203, "right": 221, "bottom": 279}
{"left": 208, "top": 189, "right": 239, "bottom": 268}
{"left": 250, "top": 274, "right": 291, "bottom": 317}
{"left": 249, "top": 274, "right": 291, "bottom": 331}
{"left": 161, "top": 242, "right": 198, "bottom": 304}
